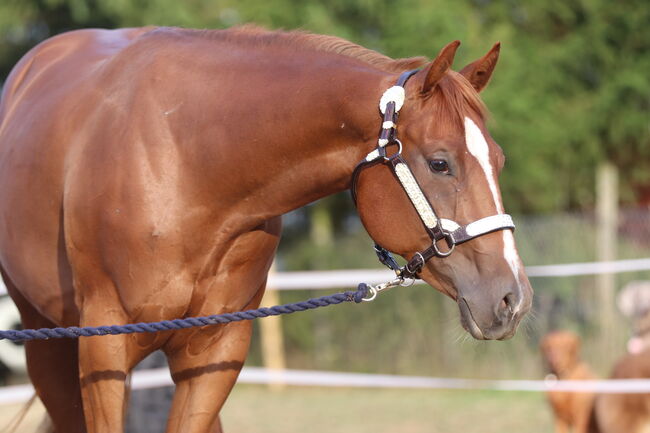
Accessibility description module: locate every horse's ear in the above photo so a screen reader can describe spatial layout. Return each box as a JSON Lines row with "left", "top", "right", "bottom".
{"left": 420, "top": 40, "right": 461, "bottom": 95}
{"left": 459, "top": 42, "right": 500, "bottom": 93}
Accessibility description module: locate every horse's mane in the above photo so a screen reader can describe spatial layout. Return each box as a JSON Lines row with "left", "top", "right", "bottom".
{"left": 173, "top": 24, "right": 427, "bottom": 73}
{"left": 167, "top": 25, "right": 486, "bottom": 121}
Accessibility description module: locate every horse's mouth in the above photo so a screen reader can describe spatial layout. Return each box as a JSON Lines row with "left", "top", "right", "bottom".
{"left": 458, "top": 298, "right": 486, "bottom": 340}
{"left": 458, "top": 297, "right": 523, "bottom": 341}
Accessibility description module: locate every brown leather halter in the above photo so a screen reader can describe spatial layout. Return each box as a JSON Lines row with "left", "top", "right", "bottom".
{"left": 351, "top": 69, "right": 515, "bottom": 281}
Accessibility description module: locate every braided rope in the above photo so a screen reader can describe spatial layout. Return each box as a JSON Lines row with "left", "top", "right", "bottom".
{"left": 0, "top": 284, "right": 371, "bottom": 342}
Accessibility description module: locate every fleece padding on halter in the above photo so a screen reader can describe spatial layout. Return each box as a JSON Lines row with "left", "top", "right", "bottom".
{"left": 392, "top": 161, "right": 439, "bottom": 229}
{"left": 440, "top": 214, "right": 515, "bottom": 245}
{"left": 379, "top": 86, "right": 406, "bottom": 114}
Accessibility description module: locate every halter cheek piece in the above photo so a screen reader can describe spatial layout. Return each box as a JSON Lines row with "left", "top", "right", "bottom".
{"left": 351, "top": 69, "right": 515, "bottom": 283}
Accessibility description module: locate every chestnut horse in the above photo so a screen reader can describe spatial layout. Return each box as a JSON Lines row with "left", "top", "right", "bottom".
{"left": 0, "top": 26, "right": 532, "bottom": 432}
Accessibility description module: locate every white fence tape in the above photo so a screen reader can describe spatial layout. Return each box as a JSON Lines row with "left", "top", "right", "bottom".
{"left": 1, "top": 259, "right": 649, "bottom": 406}
{"left": 1, "top": 258, "right": 650, "bottom": 296}
{"left": 237, "top": 368, "right": 650, "bottom": 394}
{"left": 266, "top": 258, "right": 650, "bottom": 290}
{"left": 2, "top": 368, "right": 650, "bottom": 406}
{"left": 0, "top": 384, "right": 32, "bottom": 405}
{"left": 526, "top": 258, "right": 650, "bottom": 278}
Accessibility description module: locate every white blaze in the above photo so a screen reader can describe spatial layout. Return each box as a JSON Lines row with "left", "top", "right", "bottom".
{"left": 464, "top": 117, "right": 522, "bottom": 288}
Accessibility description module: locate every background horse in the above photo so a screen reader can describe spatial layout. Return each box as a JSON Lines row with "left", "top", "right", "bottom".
{"left": 541, "top": 330, "right": 597, "bottom": 433}
{"left": 0, "top": 26, "right": 532, "bottom": 432}
{"left": 588, "top": 283, "right": 650, "bottom": 433}
{"left": 618, "top": 281, "right": 650, "bottom": 354}
{"left": 592, "top": 349, "right": 650, "bottom": 433}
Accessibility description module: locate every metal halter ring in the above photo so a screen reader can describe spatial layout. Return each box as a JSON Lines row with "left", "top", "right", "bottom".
{"left": 382, "top": 139, "right": 403, "bottom": 160}
{"left": 432, "top": 231, "right": 456, "bottom": 258}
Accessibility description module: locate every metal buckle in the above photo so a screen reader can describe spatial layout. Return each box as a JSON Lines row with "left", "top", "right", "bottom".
{"left": 403, "top": 252, "right": 424, "bottom": 276}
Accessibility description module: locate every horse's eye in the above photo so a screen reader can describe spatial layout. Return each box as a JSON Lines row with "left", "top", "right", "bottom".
{"left": 429, "top": 159, "right": 450, "bottom": 174}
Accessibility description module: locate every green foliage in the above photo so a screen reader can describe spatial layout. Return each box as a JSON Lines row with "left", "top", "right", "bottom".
{"left": 1, "top": 0, "right": 647, "bottom": 212}
{"left": 1, "top": 2, "right": 647, "bottom": 378}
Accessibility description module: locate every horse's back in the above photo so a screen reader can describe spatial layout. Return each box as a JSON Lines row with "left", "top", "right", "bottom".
{"left": 0, "top": 27, "right": 152, "bottom": 325}
{"left": 1, "top": 27, "right": 152, "bottom": 120}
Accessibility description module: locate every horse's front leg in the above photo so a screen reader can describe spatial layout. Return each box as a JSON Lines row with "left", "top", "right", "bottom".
{"left": 77, "top": 285, "right": 152, "bottom": 433}
{"left": 163, "top": 219, "right": 280, "bottom": 433}
{"left": 164, "top": 284, "right": 265, "bottom": 433}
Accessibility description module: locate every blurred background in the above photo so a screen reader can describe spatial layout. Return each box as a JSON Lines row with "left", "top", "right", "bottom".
{"left": 0, "top": 0, "right": 648, "bottom": 432}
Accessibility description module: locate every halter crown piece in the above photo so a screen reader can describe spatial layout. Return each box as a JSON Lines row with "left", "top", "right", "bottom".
{"left": 351, "top": 69, "right": 515, "bottom": 295}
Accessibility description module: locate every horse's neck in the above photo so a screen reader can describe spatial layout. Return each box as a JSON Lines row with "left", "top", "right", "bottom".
{"left": 173, "top": 48, "right": 397, "bottom": 220}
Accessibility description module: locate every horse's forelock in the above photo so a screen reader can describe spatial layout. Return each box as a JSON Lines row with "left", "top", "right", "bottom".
{"left": 433, "top": 70, "right": 488, "bottom": 128}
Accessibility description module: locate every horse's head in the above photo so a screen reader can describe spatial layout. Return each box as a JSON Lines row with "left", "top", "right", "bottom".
{"left": 540, "top": 331, "right": 581, "bottom": 375}
{"left": 355, "top": 41, "right": 532, "bottom": 340}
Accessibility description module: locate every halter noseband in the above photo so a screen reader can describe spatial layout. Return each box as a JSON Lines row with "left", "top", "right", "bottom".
{"left": 351, "top": 69, "right": 515, "bottom": 281}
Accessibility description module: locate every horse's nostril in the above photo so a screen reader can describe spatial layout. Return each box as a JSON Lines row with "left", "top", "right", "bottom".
{"left": 498, "top": 293, "right": 516, "bottom": 316}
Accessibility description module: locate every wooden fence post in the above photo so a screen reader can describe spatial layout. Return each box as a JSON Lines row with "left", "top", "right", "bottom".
{"left": 260, "top": 264, "right": 287, "bottom": 390}
{"left": 596, "top": 162, "right": 619, "bottom": 357}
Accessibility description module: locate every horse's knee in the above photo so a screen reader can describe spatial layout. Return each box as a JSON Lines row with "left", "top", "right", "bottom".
{"left": 163, "top": 324, "right": 252, "bottom": 433}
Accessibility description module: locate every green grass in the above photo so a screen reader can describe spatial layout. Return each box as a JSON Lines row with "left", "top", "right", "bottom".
{"left": 221, "top": 385, "right": 554, "bottom": 433}
{"left": 0, "top": 383, "right": 559, "bottom": 432}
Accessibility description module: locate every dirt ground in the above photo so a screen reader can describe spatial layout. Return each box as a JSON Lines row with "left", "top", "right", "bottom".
{"left": 0, "top": 398, "right": 48, "bottom": 432}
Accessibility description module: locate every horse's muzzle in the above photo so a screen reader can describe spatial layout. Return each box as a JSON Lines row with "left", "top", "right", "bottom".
{"left": 457, "top": 284, "right": 532, "bottom": 341}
